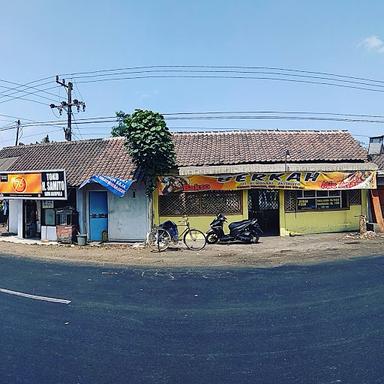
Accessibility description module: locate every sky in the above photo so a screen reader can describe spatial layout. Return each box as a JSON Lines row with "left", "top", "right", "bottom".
{"left": 0, "top": 0, "right": 384, "bottom": 147}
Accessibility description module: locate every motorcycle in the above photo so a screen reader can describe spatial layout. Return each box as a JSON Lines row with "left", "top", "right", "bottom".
{"left": 206, "top": 213, "right": 262, "bottom": 244}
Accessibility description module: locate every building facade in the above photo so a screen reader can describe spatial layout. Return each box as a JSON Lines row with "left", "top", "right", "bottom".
{"left": 154, "top": 130, "right": 376, "bottom": 236}
{"left": 0, "top": 130, "right": 377, "bottom": 242}
{"left": 0, "top": 138, "right": 149, "bottom": 242}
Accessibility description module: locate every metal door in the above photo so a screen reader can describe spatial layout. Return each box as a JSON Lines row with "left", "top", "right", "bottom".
{"left": 89, "top": 191, "right": 108, "bottom": 241}
{"left": 248, "top": 189, "right": 279, "bottom": 235}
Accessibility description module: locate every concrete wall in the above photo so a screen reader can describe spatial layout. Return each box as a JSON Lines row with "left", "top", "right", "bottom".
{"left": 155, "top": 188, "right": 368, "bottom": 237}
{"left": 108, "top": 182, "right": 149, "bottom": 241}
{"left": 280, "top": 190, "right": 367, "bottom": 236}
{"left": 8, "top": 199, "right": 23, "bottom": 237}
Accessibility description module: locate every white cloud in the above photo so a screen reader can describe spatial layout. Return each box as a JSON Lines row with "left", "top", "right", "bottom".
{"left": 359, "top": 35, "right": 384, "bottom": 53}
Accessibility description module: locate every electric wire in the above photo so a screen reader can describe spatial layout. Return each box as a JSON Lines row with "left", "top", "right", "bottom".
{"left": 0, "top": 79, "right": 61, "bottom": 101}
{"left": 59, "top": 65, "right": 384, "bottom": 86}
{"left": 66, "top": 69, "right": 384, "bottom": 91}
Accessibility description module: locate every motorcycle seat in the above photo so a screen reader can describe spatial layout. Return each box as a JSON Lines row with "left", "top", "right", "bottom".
{"left": 229, "top": 219, "right": 252, "bottom": 230}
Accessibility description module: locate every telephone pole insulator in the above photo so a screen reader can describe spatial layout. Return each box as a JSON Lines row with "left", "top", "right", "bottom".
{"left": 49, "top": 76, "right": 86, "bottom": 141}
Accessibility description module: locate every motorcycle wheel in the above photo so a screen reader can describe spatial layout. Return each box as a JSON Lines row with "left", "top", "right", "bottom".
{"left": 206, "top": 232, "right": 219, "bottom": 244}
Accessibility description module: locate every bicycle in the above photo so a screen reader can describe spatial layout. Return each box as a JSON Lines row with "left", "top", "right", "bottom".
{"left": 147, "top": 216, "right": 207, "bottom": 252}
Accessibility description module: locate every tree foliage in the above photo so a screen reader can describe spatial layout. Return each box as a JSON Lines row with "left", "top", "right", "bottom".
{"left": 112, "top": 109, "right": 176, "bottom": 194}
{"left": 111, "top": 111, "right": 128, "bottom": 137}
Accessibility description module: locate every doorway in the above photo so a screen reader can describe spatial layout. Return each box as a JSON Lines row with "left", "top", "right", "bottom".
{"left": 248, "top": 189, "right": 280, "bottom": 235}
{"left": 24, "top": 200, "right": 38, "bottom": 238}
{"left": 89, "top": 191, "right": 108, "bottom": 241}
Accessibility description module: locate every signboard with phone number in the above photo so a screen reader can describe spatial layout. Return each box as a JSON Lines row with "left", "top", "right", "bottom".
{"left": 297, "top": 197, "right": 341, "bottom": 210}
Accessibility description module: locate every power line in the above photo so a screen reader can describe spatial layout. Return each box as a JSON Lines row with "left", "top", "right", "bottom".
{"left": 73, "top": 74, "right": 384, "bottom": 94}
{"left": 6, "top": 110, "right": 384, "bottom": 129}
{"left": 0, "top": 79, "right": 60, "bottom": 101}
{"left": 0, "top": 112, "right": 37, "bottom": 121}
{"left": 57, "top": 65, "right": 384, "bottom": 93}
{"left": 0, "top": 76, "right": 54, "bottom": 100}
{"left": 1, "top": 116, "right": 383, "bottom": 133}
{"left": 68, "top": 68, "right": 384, "bottom": 90}
{"left": 59, "top": 65, "right": 384, "bottom": 85}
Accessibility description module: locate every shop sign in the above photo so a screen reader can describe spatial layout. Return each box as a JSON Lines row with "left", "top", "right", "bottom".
{"left": 0, "top": 170, "right": 67, "bottom": 200}
{"left": 297, "top": 197, "right": 341, "bottom": 210}
{"left": 158, "top": 171, "right": 377, "bottom": 195}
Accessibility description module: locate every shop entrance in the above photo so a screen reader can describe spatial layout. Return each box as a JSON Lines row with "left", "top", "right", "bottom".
{"left": 248, "top": 189, "right": 280, "bottom": 235}
{"left": 24, "top": 200, "right": 38, "bottom": 238}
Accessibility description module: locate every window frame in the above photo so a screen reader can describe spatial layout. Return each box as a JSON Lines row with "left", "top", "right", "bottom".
{"left": 158, "top": 190, "right": 243, "bottom": 217}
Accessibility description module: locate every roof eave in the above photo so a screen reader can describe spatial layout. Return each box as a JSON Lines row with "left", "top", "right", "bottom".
{"left": 178, "top": 162, "right": 378, "bottom": 176}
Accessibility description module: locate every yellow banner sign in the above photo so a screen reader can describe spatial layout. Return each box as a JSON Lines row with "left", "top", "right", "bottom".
{"left": 158, "top": 171, "right": 377, "bottom": 195}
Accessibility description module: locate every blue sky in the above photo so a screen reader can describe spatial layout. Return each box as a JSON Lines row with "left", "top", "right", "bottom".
{"left": 0, "top": 0, "right": 383, "bottom": 146}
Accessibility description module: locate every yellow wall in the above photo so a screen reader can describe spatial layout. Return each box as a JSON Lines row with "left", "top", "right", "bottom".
{"left": 154, "top": 189, "right": 368, "bottom": 237}
{"left": 279, "top": 190, "right": 368, "bottom": 236}
{"left": 153, "top": 189, "right": 248, "bottom": 234}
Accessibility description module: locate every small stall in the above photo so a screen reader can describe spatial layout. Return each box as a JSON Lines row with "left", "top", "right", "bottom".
{"left": 0, "top": 170, "right": 69, "bottom": 240}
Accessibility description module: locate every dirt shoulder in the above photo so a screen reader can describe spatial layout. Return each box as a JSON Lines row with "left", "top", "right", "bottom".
{"left": 0, "top": 232, "right": 383, "bottom": 268}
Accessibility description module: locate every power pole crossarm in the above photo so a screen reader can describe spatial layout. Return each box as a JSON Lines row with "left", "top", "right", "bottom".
{"left": 50, "top": 76, "right": 86, "bottom": 141}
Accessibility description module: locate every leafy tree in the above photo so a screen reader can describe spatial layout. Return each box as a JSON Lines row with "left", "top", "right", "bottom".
{"left": 115, "top": 109, "right": 176, "bottom": 194}
{"left": 111, "top": 111, "right": 129, "bottom": 137}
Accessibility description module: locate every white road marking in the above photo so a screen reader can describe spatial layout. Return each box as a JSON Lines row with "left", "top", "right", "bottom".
{"left": 0, "top": 288, "right": 71, "bottom": 304}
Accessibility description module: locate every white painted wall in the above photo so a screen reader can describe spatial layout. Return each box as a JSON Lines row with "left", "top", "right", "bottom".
{"left": 8, "top": 199, "right": 23, "bottom": 237}
{"left": 76, "top": 189, "right": 86, "bottom": 234}
{"left": 107, "top": 183, "right": 149, "bottom": 241}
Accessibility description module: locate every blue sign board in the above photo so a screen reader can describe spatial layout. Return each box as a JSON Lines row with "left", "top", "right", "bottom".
{"left": 80, "top": 175, "right": 134, "bottom": 197}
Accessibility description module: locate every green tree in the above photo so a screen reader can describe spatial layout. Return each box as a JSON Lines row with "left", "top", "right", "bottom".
{"left": 111, "top": 111, "right": 129, "bottom": 137}
{"left": 114, "top": 109, "right": 176, "bottom": 195}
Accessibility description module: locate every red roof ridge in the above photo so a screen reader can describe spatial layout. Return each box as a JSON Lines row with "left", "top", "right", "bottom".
{"left": 172, "top": 129, "right": 349, "bottom": 135}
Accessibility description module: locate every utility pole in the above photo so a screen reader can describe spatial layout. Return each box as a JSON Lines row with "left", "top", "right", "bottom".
{"left": 14, "top": 119, "right": 20, "bottom": 146}
{"left": 50, "top": 76, "right": 86, "bottom": 141}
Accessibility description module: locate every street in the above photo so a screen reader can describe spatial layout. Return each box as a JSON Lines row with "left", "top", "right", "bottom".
{"left": 1, "top": 255, "right": 384, "bottom": 384}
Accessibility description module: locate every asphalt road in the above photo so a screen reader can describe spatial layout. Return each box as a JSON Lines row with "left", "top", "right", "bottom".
{"left": 1, "top": 255, "right": 384, "bottom": 384}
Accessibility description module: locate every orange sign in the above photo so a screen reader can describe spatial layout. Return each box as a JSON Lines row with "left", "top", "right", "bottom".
{"left": 158, "top": 171, "right": 377, "bottom": 195}
{"left": 0, "top": 173, "right": 42, "bottom": 194}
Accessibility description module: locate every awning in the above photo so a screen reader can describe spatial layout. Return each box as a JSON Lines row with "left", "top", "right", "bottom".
{"left": 79, "top": 175, "right": 134, "bottom": 197}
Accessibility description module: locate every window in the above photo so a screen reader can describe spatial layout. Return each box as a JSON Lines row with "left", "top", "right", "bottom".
{"left": 42, "top": 208, "right": 56, "bottom": 226}
{"left": 159, "top": 190, "right": 242, "bottom": 216}
{"left": 296, "top": 190, "right": 349, "bottom": 211}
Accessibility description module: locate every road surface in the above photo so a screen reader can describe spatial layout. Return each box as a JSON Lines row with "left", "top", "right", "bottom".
{"left": 0, "top": 255, "right": 384, "bottom": 383}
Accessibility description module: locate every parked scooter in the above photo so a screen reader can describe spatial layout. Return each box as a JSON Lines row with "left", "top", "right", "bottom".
{"left": 206, "top": 213, "right": 263, "bottom": 244}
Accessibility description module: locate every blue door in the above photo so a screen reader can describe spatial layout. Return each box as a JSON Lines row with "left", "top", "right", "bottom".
{"left": 89, "top": 191, "right": 108, "bottom": 241}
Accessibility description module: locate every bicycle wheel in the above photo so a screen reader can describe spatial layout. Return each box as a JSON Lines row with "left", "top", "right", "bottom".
{"left": 148, "top": 228, "right": 171, "bottom": 252}
{"left": 183, "top": 229, "right": 206, "bottom": 251}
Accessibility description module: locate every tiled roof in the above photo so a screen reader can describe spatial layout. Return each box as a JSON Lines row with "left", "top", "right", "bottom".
{"left": 371, "top": 154, "right": 384, "bottom": 170}
{"left": 173, "top": 130, "right": 367, "bottom": 166}
{"left": 0, "top": 138, "right": 136, "bottom": 186}
{"left": 0, "top": 130, "right": 368, "bottom": 186}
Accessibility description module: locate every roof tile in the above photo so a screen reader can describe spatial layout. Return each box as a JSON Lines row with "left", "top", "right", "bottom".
{"left": 0, "top": 130, "right": 368, "bottom": 186}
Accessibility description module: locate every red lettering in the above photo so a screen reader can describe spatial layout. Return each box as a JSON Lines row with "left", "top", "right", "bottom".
{"left": 320, "top": 181, "right": 337, "bottom": 189}
{"left": 183, "top": 184, "right": 211, "bottom": 192}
